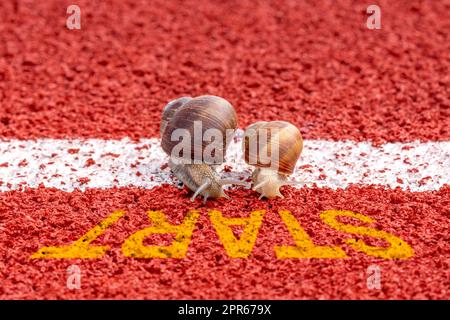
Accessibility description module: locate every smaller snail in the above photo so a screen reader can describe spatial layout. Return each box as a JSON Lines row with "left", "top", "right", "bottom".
{"left": 161, "top": 95, "right": 244, "bottom": 203}
{"left": 243, "top": 121, "right": 303, "bottom": 199}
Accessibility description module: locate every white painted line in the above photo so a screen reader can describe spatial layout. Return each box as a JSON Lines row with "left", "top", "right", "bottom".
{"left": 0, "top": 132, "right": 449, "bottom": 192}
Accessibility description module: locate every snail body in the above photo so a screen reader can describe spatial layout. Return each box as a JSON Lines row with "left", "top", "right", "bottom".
{"left": 169, "top": 160, "right": 230, "bottom": 202}
{"left": 161, "top": 95, "right": 242, "bottom": 203}
{"left": 243, "top": 121, "right": 303, "bottom": 199}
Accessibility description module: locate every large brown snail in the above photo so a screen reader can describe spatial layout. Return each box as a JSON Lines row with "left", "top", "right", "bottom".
{"left": 160, "top": 95, "right": 243, "bottom": 203}
{"left": 243, "top": 121, "right": 303, "bottom": 199}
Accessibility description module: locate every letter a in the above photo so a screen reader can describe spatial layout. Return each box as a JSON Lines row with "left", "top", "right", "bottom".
{"left": 366, "top": 5, "right": 381, "bottom": 30}
{"left": 66, "top": 5, "right": 81, "bottom": 30}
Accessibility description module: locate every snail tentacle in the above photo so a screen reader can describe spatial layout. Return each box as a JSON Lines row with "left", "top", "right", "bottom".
{"left": 190, "top": 180, "right": 211, "bottom": 202}
{"left": 221, "top": 191, "right": 231, "bottom": 200}
{"left": 203, "top": 193, "right": 209, "bottom": 204}
{"left": 252, "top": 180, "right": 269, "bottom": 191}
{"left": 220, "top": 179, "right": 246, "bottom": 186}
{"left": 252, "top": 170, "right": 289, "bottom": 199}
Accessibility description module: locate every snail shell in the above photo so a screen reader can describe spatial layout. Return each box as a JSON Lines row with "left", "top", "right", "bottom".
{"left": 161, "top": 95, "right": 238, "bottom": 164}
{"left": 160, "top": 96, "right": 192, "bottom": 138}
{"left": 161, "top": 95, "right": 242, "bottom": 203}
{"left": 243, "top": 121, "right": 303, "bottom": 199}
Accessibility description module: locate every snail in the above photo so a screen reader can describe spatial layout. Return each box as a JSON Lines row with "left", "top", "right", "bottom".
{"left": 160, "top": 95, "right": 244, "bottom": 203}
{"left": 243, "top": 121, "right": 303, "bottom": 199}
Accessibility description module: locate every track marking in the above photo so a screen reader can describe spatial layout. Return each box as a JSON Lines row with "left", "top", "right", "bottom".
{"left": 122, "top": 210, "right": 199, "bottom": 259}
{"left": 1, "top": 134, "right": 449, "bottom": 192}
{"left": 30, "top": 210, "right": 125, "bottom": 259}
{"left": 30, "top": 209, "right": 414, "bottom": 260}
{"left": 209, "top": 210, "right": 265, "bottom": 258}
{"left": 274, "top": 210, "right": 347, "bottom": 259}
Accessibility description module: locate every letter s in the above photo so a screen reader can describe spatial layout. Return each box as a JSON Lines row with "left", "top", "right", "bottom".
{"left": 320, "top": 210, "right": 414, "bottom": 259}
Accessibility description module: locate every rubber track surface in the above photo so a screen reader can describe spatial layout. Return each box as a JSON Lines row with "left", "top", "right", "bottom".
{"left": 0, "top": 0, "right": 449, "bottom": 143}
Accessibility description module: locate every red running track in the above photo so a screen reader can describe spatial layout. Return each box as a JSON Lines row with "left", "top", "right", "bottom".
{"left": 1, "top": 186, "right": 449, "bottom": 299}
{"left": 0, "top": 0, "right": 449, "bottom": 143}
{"left": 0, "top": 0, "right": 449, "bottom": 299}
